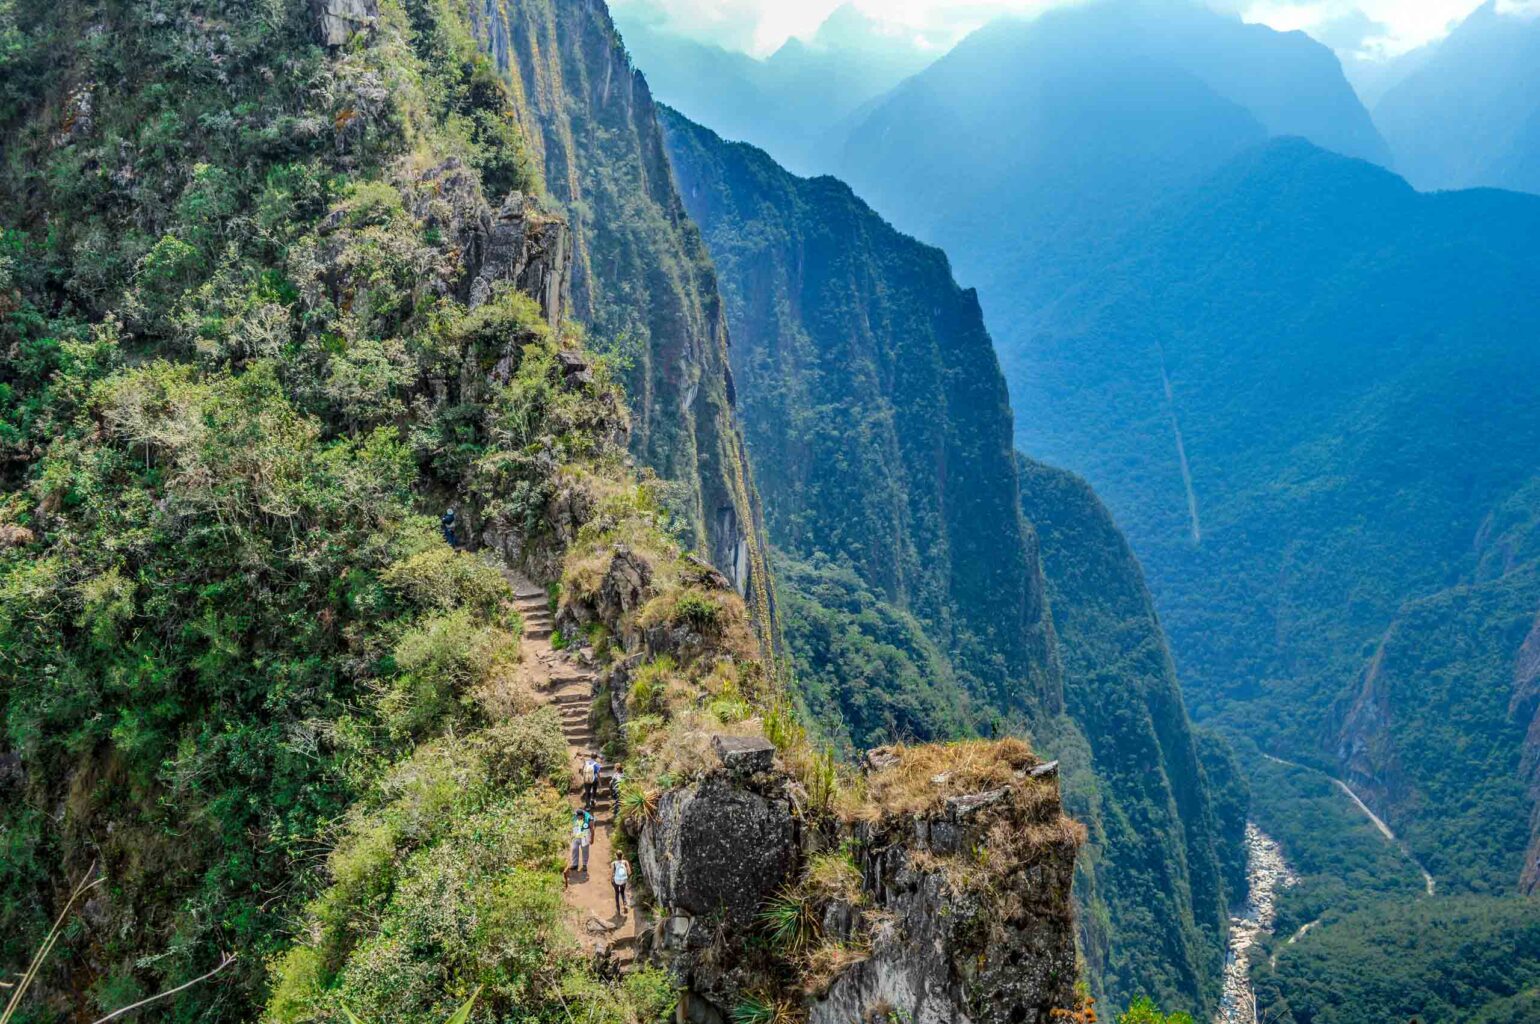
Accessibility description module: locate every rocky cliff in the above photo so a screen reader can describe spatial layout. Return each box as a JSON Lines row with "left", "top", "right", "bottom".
{"left": 462, "top": 0, "right": 777, "bottom": 653}
{"left": 547, "top": 511, "right": 1083, "bottom": 1022}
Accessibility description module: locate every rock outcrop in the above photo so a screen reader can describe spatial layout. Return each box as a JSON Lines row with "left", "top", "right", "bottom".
{"left": 631, "top": 739, "right": 1080, "bottom": 1024}
{"left": 313, "top": 0, "right": 377, "bottom": 47}
{"left": 1512, "top": 610, "right": 1540, "bottom": 894}
{"left": 409, "top": 160, "right": 570, "bottom": 328}
{"left": 808, "top": 749, "right": 1080, "bottom": 1024}
{"left": 640, "top": 766, "right": 797, "bottom": 928}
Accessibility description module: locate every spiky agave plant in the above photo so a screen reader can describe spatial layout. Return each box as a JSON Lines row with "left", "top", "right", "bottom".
{"left": 731, "top": 993, "right": 802, "bottom": 1024}
{"left": 758, "top": 888, "right": 818, "bottom": 954}
{"left": 618, "top": 781, "right": 660, "bottom": 831}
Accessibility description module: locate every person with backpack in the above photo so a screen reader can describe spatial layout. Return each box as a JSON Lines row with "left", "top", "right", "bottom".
{"left": 440, "top": 508, "right": 459, "bottom": 549}
{"left": 581, "top": 755, "right": 602, "bottom": 809}
{"left": 569, "top": 808, "right": 593, "bottom": 873}
{"left": 610, "top": 850, "right": 631, "bottom": 917}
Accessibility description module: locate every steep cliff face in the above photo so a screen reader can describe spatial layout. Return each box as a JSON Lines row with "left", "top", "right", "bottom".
{"left": 1018, "top": 458, "right": 1236, "bottom": 1014}
{"left": 658, "top": 111, "right": 1235, "bottom": 1016}
{"left": 1336, "top": 555, "right": 1540, "bottom": 894}
{"left": 660, "top": 107, "right": 1060, "bottom": 725}
{"left": 554, "top": 507, "right": 1083, "bottom": 1024}
{"left": 463, "top": 0, "right": 776, "bottom": 647}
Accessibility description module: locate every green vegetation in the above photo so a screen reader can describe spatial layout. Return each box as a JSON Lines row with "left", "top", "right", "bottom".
{"left": 1020, "top": 459, "right": 1234, "bottom": 1015}
{"left": 1116, "top": 997, "right": 1194, "bottom": 1024}
{"left": 1243, "top": 744, "right": 1426, "bottom": 937}
{"left": 775, "top": 556, "right": 974, "bottom": 749}
{"left": 1252, "top": 896, "right": 1540, "bottom": 1024}
{"left": 0, "top": 0, "right": 661, "bottom": 1019}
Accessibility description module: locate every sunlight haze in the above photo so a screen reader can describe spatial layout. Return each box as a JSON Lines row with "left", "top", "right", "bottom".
{"left": 609, "top": 0, "right": 1520, "bottom": 58}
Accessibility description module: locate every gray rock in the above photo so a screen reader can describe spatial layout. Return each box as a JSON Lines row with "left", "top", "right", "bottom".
{"left": 946, "top": 787, "right": 1010, "bottom": 820}
{"left": 810, "top": 770, "right": 1078, "bottom": 1024}
{"left": 472, "top": 194, "right": 570, "bottom": 329}
{"left": 639, "top": 774, "right": 796, "bottom": 928}
{"left": 1027, "top": 760, "right": 1060, "bottom": 779}
{"left": 313, "top": 0, "right": 377, "bottom": 46}
{"left": 711, "top": 735, "right": 776, "bottom": 775}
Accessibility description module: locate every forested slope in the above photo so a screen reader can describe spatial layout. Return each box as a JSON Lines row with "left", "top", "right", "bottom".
{"left": 0, "top": 0, "right": 676, "bottom": 1016}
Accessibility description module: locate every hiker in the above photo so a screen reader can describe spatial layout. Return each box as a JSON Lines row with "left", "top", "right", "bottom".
{"left": 440, "top": 508, "right": 459, "bottom": 549}
{"left": 581, "top": 754, "right": 602, "bottom": 809}
{"left": 610, "top": 765, "right": 624, "bottom": 807}
{"left": 610, "top": 851, "right": 631, "bottom": 917}
{"left": 569, "top": 808, "right": 593, "bottom": 873}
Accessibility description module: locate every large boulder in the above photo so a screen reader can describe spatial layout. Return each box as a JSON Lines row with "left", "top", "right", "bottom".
{"left": 639, "top": 772, "right": 796, "bottom": 928}
{"left": 470, "top": 194, "right": 570, "bottom": 330}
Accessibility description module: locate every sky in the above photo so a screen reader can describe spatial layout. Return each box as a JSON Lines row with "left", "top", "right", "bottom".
{"left": 608, "top": 0, "right": 1539, "bottom": 59}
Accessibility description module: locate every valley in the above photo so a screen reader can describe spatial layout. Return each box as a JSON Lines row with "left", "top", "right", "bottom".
{"left": 4, "top": 0, "right": 1539, "bottom": 1022}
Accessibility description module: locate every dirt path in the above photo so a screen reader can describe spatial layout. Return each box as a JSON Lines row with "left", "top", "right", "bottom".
{"left": 508, "top": 575, "right": 640, "bottom": 970}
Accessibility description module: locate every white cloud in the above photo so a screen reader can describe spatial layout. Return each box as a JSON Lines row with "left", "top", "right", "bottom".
{"left": 1238, "top": 0, "right": 1484, "bottom": 56}
{"left": 611, "top": 0, "right": 1517, "bottom": 60}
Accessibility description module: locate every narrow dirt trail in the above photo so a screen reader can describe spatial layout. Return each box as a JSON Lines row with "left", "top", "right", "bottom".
{"left": 508, "top": 575, "right": 640, "bottom": 969}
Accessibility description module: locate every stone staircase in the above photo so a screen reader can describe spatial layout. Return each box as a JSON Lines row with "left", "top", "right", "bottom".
{"left": 509, "top": 579, "right": 639, "bottom": 973}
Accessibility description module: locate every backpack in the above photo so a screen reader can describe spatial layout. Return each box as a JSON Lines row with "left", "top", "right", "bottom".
{"left": 582, "top": 761, "right": 599, "bottom": 784}
{"left": 612, "top": 860, "right": 629, "bottom": 885}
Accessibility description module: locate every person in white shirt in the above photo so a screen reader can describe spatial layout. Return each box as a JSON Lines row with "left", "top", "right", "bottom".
{"left": 610, "top": 851, "right": 630, "bottom": 916}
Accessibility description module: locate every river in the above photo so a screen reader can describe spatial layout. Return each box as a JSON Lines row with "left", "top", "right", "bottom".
{"left": 1214, "top": 823, "right": 1297, "bottom": 1024}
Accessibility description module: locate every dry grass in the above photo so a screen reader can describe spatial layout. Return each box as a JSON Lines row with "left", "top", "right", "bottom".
{"left": 626, "top": 703, "right": 768, "bottom": 785}
{"left": 855, "top": 738, "right": 1041, "bottom": 819}
{"left": 803, "top": 851, "right": 865, "bottom": 907}
{"left": 799, "top": 939, "right": 871, "bottom": 999}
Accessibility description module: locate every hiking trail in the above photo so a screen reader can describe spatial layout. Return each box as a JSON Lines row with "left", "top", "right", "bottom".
{"left": 508, "top": 573, "right": 641, "bottom": 971}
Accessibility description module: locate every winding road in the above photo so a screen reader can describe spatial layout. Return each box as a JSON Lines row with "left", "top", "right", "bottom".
{"left": 1261, "top": 754, "right": 1435, "bottom": 895}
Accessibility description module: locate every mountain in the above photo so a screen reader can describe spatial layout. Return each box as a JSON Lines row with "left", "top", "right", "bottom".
{"left": 1374, "top": 1, "right": 1540, "bottom": 194}
{"left": 1011, "top": 136, "right": 1540, "bottom": 894}
{"left": 817, "top": 0, "right": 1540, "bottom": 906}
{"left": 832, "top": 0, "right": 1386, "bottom": 342}
{"left": 660, "top": 108, "right": 1239, "bottom": 1016}
{"left": 660, "top": 106, "right": 1058, "bottom": 725}
{"left": 0, "top": 0, "right": 1088, "bottom": 1021}
{"left": 616, "top": 4, "right": 934, "bottom": 176}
